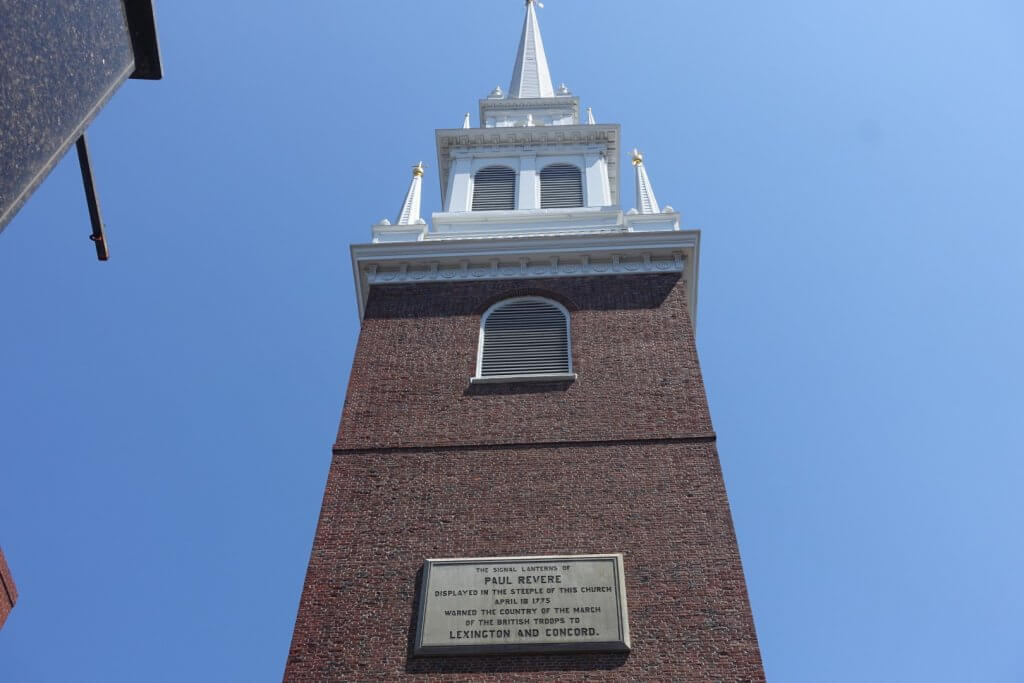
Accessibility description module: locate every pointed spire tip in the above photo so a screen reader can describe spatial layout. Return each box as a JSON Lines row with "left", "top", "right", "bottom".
{"left": 397, "top": 162, "right": 425, "bottom": 225}
{"left": 633, "top": 149, "right": 660, "bottom": 214}
{"left": 509, "top": 0, "right": 554, "bottom": 98}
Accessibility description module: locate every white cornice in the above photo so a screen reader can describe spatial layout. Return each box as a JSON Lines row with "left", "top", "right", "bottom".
{"left": 430, "top": 205, "right": 625, "bottom": 239}
{"left": 480, "top": 96, "right": 579, "bottom": 113}
{"left": 350, "top": 230, "right": 700, "bottom": 326}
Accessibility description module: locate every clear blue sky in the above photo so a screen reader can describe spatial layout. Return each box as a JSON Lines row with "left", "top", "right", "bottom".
{"left": 2, "top": 1, "right": 1022, "bottom": 680}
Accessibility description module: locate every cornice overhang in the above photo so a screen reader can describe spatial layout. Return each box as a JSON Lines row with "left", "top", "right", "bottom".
{"left": 350, "top": 229, "right": 700, "bottom": 327}
{"left": 435, "top": 124, "right": 621, "bottom": 207}
{"left": 479, "top": 95, "right": 579, "bottom": 124}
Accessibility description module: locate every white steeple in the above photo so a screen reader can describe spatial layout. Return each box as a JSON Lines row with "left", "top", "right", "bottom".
{"left": 631, "top": 149, "right": 660, "bottom": 214}
{"left": 359, "top": 6, "right": 692, "bottom": 323}
{"left": 508, "top": 0, "right": 555, "bottom": 99}
{"left": 396, "top": 162, "right": 425, "bottom": 225}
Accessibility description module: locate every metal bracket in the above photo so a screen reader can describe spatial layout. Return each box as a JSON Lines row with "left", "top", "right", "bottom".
{"left": 75, "top": 135, "right": 109, "bottom": 261}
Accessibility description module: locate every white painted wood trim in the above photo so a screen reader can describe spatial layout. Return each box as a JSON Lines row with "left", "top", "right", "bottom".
{"left": 475, "top": 297, "right": 573, "bottom": 381}
{"left": 470, "top": 373, "right": 578, "bottom": 385}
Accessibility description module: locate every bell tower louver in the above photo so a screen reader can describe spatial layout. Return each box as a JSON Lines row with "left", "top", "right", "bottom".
{"left": 285, "top": 4, "right": 765, "bottom": 680}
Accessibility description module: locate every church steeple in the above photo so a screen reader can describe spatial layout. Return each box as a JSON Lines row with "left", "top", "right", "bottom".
{"left": 477, "top": 1, "right": 578, "bottom": 129}
{"left": 288, "top": 8, "right": 769, "bottom": 678}
{"left": 371, "top": 1, "right": 683, "bottom": 293}
{"left": 508, "top": 0, "right": 555, "bottom": 99}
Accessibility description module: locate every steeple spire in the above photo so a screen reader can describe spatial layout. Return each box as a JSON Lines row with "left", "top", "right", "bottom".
{"left": 396, "top": 162, "right": 425, "bottom": 225}
{"left": 632, "top": 149, "right": 661, "bottom": 214}
{"left": 508, "top": 0, "right": 555, "bottom": 99}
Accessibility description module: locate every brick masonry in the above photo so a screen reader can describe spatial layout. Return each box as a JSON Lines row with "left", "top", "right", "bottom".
{"left": 0, "top": 547, "right": 16, "bottom": 630}
{"left": 285, "top": 274, "right": 765, "bottom": 681}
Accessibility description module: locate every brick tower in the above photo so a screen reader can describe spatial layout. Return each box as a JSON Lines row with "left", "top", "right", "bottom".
{"left": 0, "top": 547, "right": 15, "bottom": 631}
{"left": 285, "top": 2, "right": 764, "bottom": 679}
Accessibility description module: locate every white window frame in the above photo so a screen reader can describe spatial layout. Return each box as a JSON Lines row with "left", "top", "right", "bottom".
{"left": 471, "top": 296, "right": 577, "bottom": 384}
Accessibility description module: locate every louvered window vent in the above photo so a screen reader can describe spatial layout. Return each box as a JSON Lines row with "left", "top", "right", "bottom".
{"left": 540, "top": 163, "right": 584, "bottom": 209}
{"left": 472, "top": 297, "right": 577, "bottom": 384}
{"left": 472, "top": 166, "right": 517, "bottom": 211}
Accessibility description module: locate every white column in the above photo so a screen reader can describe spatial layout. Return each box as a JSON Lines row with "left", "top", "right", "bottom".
{"left": 446, "top": 157, "right": 473, "bottom": 212}
{"left": 584, "top": 153, "right": 612, "bottom": 207}
{"left": 518, "top": 154, "right": 539, "bottom": 210}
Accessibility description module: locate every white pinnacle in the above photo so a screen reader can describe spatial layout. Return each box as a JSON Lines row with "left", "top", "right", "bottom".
{"left": 508, "top": 0, "right": 555, "bottom": 99}
{"left": 462, "top": 112, "right": 471, "bottom": 129}
{"left": 586, "top": 107, "right": 596, "bottom": 125}
{"left": 632, "top": 149, "right": 661, "bottom": 214}
{"left": 396, "top": 162, "right": 425, "bottom": 225}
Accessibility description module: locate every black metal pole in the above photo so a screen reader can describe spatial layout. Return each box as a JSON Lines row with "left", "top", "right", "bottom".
{"left": 75, "top": 134, "right": 109, "bottom": 261}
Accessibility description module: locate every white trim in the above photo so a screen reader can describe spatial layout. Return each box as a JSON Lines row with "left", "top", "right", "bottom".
{"left": 350, "top": 230, "right": 701, "bottom": 326}
{"left": 470, "top": 373, "right": 577, "bottom": 384}
{"left": 364, "top": 253, "right": 683, "bottom": 284}
{"left": 436, "top": 124, "right": 620, "bottom": 207}
{"left": 538, "top": 160, "right": 584, "bottom": 173}
{"left": 454, "top": 153, "right": 602, "bottom": 214}
{"left": 470, "top": 158, "right": 521, "bottom": 174}
{"left": 479, "top": 96, "right": 579, "bottom": 129}
{"left": 518, "top": 155, "right": 539, "bottom": 210}
{"left": 432, "top": 204, "right": 623, "bottom": 237}
{"left": 475, "top": 296, "right": 573, "bottom": 382}
{"left": 584, "top": 152, "right": 612, "bottom": 207}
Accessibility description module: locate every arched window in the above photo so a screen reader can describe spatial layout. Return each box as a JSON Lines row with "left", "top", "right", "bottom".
{"left": 473, "top": 297, "right": 576, "bottom": 383}
{"left": 539, "top": 163, "right": 584, "bottom": 209}
{"left": 472, "top": 166, "right": 516, "bottom": 211}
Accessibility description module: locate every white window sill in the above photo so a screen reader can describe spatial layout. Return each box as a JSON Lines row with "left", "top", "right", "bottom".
{"left": 470, "top": 373, "right": 578, "bottom": 385}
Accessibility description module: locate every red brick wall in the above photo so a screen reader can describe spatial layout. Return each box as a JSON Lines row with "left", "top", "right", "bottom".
{"left": 335, "top": 275, "right": 713, "bottom": 451}
{"left": 0, "top": 547, "right": 16, "bottom": 630}
{"left": 286, "top": 274, "right": 764, "bottom": 680}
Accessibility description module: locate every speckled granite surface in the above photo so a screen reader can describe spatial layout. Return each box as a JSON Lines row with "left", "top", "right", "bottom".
{"left": 0, "top": 0, "right": 135, "bottom": 230}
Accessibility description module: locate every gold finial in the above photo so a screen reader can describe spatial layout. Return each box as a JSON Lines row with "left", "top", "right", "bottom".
{"left": 412, "top": 162, "right": 425, "bottom": 177}
{"left": 631, "top": 148, "right": 644, "bottom": 166}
